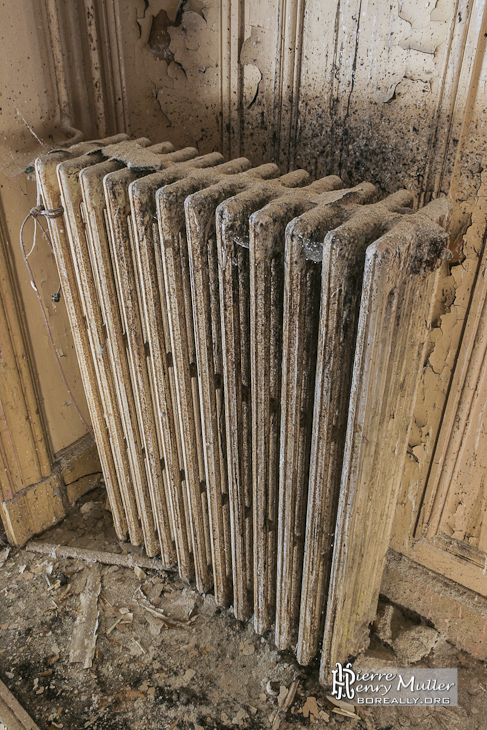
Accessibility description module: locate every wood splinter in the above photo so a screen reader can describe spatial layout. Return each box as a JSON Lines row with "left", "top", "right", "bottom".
{"left": 0, "top": 677, "right": 41, "bottom": 730}
{"left": 25, "top": 541, "right": 176, "bottom": 572}
{"left": 271, "top": 680, "right": 299, "bottom": 730}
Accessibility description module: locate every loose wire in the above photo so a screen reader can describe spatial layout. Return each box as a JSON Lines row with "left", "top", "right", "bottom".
{"left": 19, "top": 203, "right": 94, "bottom": 436}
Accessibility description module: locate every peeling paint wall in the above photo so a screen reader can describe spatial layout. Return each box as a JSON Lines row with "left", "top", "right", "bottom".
{"left": 296, "top": 0, "right": 456, "bottom": 190}
{"left": 108, "top": 1, "right": 486, "bottom": 201}
{"left": 391, "top": 2, "right": 487, "bottom": 570}
{"left": 114, "top": 0, "right": 222, "bottom": 150}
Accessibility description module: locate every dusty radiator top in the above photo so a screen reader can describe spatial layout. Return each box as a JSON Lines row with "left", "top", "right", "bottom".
{"left": 35, "top": 136, "right": 451, "bottom": 679}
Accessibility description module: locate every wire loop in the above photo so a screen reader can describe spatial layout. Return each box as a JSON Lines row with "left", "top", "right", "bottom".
{"left": 29, "top": 204, "right": 64, "bottom": 220}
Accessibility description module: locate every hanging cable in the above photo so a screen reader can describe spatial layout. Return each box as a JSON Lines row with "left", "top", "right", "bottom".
{"left": 19, "top": 202, "right": 94, "bottom": 437}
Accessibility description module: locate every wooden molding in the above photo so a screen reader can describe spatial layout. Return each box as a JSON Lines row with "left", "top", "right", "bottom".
{"left": 0, "top": 209, "right": 71, "bottom": 543}
{"left": 1, "top": 473, "right": 66, "bottom": 546}
{"left": 0, "top": 210, "right": 52, "bottom": 504}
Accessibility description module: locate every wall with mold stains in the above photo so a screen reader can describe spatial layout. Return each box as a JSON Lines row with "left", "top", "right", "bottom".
{"left": 0, "top": 0, "right": 487, "bottom": 593}
{"left": 115, "top": 0, "right": 485, "bottom": 204}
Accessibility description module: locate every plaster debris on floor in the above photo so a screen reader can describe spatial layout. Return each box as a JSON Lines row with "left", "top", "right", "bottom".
{"left": 1, "top": 486, "right": 486, "bottom": 730}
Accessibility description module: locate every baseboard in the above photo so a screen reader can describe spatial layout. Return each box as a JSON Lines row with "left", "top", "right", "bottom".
{"left": 381, "top": 549, "right": 487, "bottom": 659}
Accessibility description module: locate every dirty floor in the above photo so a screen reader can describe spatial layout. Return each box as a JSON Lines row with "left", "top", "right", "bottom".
{"left": 0, "top": 486, "right": 486, "bottom": 730}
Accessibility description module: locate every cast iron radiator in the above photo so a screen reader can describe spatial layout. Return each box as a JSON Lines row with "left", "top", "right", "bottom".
{"left": 36, "top": 136, "right": 451, "bottom": 676}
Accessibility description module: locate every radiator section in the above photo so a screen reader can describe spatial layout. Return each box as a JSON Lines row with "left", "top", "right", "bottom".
{"left": 55, "top": 148, "right": 145, "bottom": 548}
{"left": 36, "top": 138, "right": 130, "bottom": 541}
{"left": 81, "top": 156, "right": 173, "bottom": 561}
{"left": 293, "top": 189, "right": 415, "bottom": 661}
{"left": 275, "top": 182, "right": 381, "bottom": 651}
{"left": 216, "top": 172, "right": 334, "bottom": 622}
{"left": 248, "top": 175, "right": 345, "bottom": 634}
{"left": 321, "top": 198, "right": 450, "bottom": 677}
{"left": 129, "top": 152, "right": 232, "bottom": 585}
{"left": 38, "top": 138, "right": 451, "bottom": 677}
{"left": 184, "top": 163, "right": 283, "bottom": 607}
